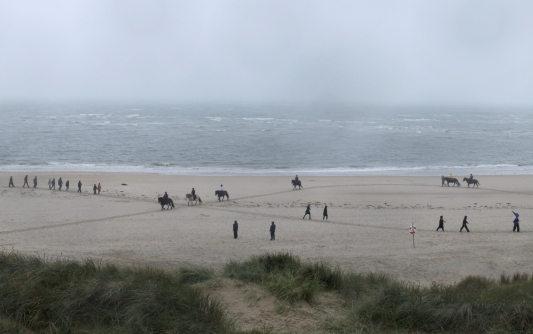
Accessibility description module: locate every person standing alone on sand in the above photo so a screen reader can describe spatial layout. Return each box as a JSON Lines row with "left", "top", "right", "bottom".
{"left": 460, "top": 216, "right": 470, "bottom": 232}
{"left": 512, "top": 211, "right": 520, "bottom": 232}
{"left": 303, "top": 204, "right": 311, "bottom": 220}
{"left": 436, "top": 216, "right": 445, "bottom": 231}
{"left": 77, "top": 181, "right": 82, "bottom": 192}
{"left": 97, "top": 183, "right": 101, "bottom": 194}
{"left": 65, "top": 180, "right": 69, "bottom": 191}
{"left": 323, "top": 205, "right": 328, "bottom": 220}
{"left": 33, "top": 176, "right": 37, "bottom": 188}
{"left": 270, "top": 222, "right": 276, "bottom": 240}
{"left": 233, "top": 220, "right": 238, "bottom": 239}
{"left": 23, "top": 175, "right": 29, "bottom": 188}
{"left": 8, "top": 176, "right": 14, "bottom": 187}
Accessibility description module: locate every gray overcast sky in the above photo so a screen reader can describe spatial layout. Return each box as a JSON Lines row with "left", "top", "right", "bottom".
{"left": 1, "top": 0, "right": 532, "bottom": 105}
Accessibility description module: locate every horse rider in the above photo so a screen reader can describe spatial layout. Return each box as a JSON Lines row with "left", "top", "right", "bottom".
{"left": 163, "top": 192, "right": 169, "bottom": 199}
{"left": 450, "top": 173, "right": 453, "bottom": 179}
{"left": 220, "top": 184, "right": 224, "bottom": 191}
{"left": 469, "top": 174, "right": 473, "bottom": 182}
{"left": 295, "top": 175, "right": 299, "bottom": 182}
{"left": 192, "top": 188, "right": 196, "bottom": 200}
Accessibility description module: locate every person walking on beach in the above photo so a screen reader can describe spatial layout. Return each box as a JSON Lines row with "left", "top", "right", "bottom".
{"left": 323, "top": 205, "right": 328, "bottom": 220}
{"left": 8, "top": 176, "right": 14, "bottom": 188}
{"left": 436, "top": 216, "right": 446, "bottom": 231}
{"left": 192, "top": 188, "right": 196, "bottom": 200}
{"left": 77, "top": 181, "right": 82, "bottom": 192}
{"left": 58, "top": 178, "right": 63, "bottom": 191}
{"left": 65, "top": 180, "right": 69, "bottom": 191}
{"left": 97, "top": 183, "right": 101, "bottom": 194}
{"left": 303, "top": 204, "right": 311, "bottom": 220}
{"left": 233, "top": 220, "right": 238, "bottom": 239}
{"left": 51, "top": 178, "right": 55, "bottom": 190}
{"left": 270, "top": 221, "right": 276, "bottom": 240}
{"left": 460, "top": 216, "right": 470, "bottom": 232}
{"left": 512, "top": 211, "right": 520, "bottom": 232}
{"left": 33, "top": 176, "right": 37, "bottom": 188}
{"left": 48, "top": 179, "right": 52, "bottom": 189}
{"left": 23, "top": 175, "right": 29, "bottom": 188}
{"left": 93, "top": 184, "right": 97, "bottom": 194}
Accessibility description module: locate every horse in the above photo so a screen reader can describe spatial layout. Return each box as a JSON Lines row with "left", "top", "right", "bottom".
{"left": 185, "top": 193, "right": 202, "bottom": 205}
{"left": 463, "top": 177, "right": 480, "bottom": 188}
{"left": 158, "top": 197, "right": 175, "bottom": 210}
{"left": 292, "top": 179, "right": 302, "bottom": 190}
{"left": 441, "top": 176, "right": 460, "bottom": 187}
{"left": 215, "top": 190, "right": 229, "bottom": 201}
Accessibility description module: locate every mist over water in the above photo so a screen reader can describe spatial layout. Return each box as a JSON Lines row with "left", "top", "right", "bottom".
{"left": 2, "top": 102, "right": 532, "bottom": 176}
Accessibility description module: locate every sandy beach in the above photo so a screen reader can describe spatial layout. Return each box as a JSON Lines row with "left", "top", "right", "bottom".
{"left": 1, "top": 173, "right": 532, "bottom": 284}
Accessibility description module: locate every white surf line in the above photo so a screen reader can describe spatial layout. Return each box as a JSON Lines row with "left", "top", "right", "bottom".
{"left": 0, "top": 210, "right": 159, "bottom": 235}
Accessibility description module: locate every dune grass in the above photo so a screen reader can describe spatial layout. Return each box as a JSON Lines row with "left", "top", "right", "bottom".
{"left": 0, "top": 252, "right": 232, "bottom": 333}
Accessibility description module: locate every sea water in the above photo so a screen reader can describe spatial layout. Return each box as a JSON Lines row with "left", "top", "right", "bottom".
{"left": 1, "top": 102, "right": 532, "bottom": 176}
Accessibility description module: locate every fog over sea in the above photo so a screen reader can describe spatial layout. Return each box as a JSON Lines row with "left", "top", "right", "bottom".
{"left": 1, "top": 102, "right": 532, "bottom": 176}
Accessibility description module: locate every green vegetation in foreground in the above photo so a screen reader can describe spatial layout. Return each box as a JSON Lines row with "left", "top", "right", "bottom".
{"left": 226, "top": 252, "right": 533, "bottom": 333}
{"left": 0, "top": 252, "right": 229, "bottom": 333}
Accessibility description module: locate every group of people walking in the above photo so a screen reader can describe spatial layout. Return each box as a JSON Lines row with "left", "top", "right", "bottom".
{"left": 302, "top": 204, "right": 328, "bottom": 220}
{"left": 7, "top": 175, "right": 101, "bottom": 194}
{"left": 437, "top": 211, "right": 520, "bottom": 232}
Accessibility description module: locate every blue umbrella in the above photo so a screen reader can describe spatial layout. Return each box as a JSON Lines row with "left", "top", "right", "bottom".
{"left": 512, "top": 211, "right": 519, "bottom": 217}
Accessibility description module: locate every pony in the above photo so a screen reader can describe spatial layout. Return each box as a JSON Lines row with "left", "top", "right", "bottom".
{"left": 463, "top": 177, "right": 480, "bottom": 188}
{"left": 158, "top": 197, "right": 175, "bottom": 210}
{"left": 185, "top": 193, "right": 202, "bottom": 205}
{"left": 292, "top": 179, "right": 303, "bottom": 190}
{"left": 441, "top": 176, "right": 460, "bottom": 187}
{"left": 215, "top": 190, "right": 229, "bottom": 201}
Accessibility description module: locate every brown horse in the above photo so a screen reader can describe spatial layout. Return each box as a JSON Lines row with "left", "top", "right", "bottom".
{"left": 185, "top": 193, "right": 202, "bottom": 205}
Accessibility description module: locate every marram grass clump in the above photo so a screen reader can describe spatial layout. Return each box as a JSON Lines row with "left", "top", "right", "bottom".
{"left": 0, "top": 252, "right": 232, "bottom": 333}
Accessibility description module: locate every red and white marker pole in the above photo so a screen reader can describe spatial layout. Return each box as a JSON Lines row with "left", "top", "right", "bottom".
{"left": 409, "top": 223, "right": 417, "bottom": 248}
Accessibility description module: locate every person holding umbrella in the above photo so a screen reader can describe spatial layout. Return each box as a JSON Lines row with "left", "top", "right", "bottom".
{"left": 512, "top": 211, "right": 520, "bottom": 232}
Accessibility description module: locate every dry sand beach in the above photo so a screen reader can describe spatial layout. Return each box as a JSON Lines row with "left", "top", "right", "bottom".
{"left": 1, "top": 173, "right": 533, "bottom": 285}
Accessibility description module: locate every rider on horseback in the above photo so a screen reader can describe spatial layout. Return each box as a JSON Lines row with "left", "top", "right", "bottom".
{"left": 220, "top": 184, "right": 224, "bottom": 191}
{"left": 192, "top": 188, "right": 196, "bottom": 200}
{"left": 295, "top": 175, "right": 298, "bottom": 182}
{"left": 469, "top": 174, "right": 473, "bottom": 182}
{"left": 163, "top": 192, "right": 168, "bottom": 199}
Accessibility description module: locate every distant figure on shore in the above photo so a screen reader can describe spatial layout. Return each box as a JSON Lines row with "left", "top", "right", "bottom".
{"left": 323, "top": 205, "right": 328, "bottom": 220}
{"left": 65, "top": 180, "right": 69, "bottom": 191}
{"left": 97, "top": 183, "right": 101, "bottom": 194}
{"left": 460, "top": 216, "right": 470, "bottom": 232}
{"left": 192, "top": 188, "right": 196, "bottom": 200}
{"left": 270, "top": 221, "right": 276, "bottom": 240}
{"left": 23, "top": 175, "right": 29, "bottom": 188}
{"left": 51, "top": 178, "right": 56, "bottom": 190}
{"left": 77, "top": 181, "right": 82, "bottom": 192}
{"left": 93, "top": 184, "right": 97, "bottom": 194}
{"left": 436, "top": 216, "right": 446, "bottom": 231}
{"left": 220, "top": 184, "right": 224, "bottom": 191}
{"left": 33, "top": 176, "right": 37, "bottom": 188}
{"left": 163, "top": 191, "right": 168, "bottom": 199}
{"left": 303, "top": 204, "right": 311, "bottom": 220}
{"left": 512, "top": 211, "right": 520, "bottom": 232}
{"left": 8, "top": 176, "right": 14, "bottom": 188}
{"left": 58, "top": 178, "right": 63, "bottom": 191}
{"left": 233, "top": 220, "right": 238, "bottom": 239}
{"left": 48, "top": 179, "right": 52, "bottom": 189}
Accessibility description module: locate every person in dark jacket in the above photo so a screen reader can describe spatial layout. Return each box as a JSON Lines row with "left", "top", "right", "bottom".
{"left": 233, "top": 220, "right": 238, "bottom": 239}
{"left": 436, "top": 216, "right": 445, "bottom": 231}
{"left": 469, "top": 174, "right": 474, "bottom": 182}
{"left": 460, "top": 216, "right": 470, "bottom": 232}
{"left": 270, "top": 222, "right": 276, "bottom": 240}
{"left": 192, "top": 188, "right": 196, "bottom": 200}
{"left": 33, "top": 176, "right": 37, "bottom": 188}
{"left": 8, "top": 176, "right": 14, "bottom": 188}
{"left": 512, "top": 211, "right": 520, "bottom": 232}
{"left": 23, "top": 175, "right": 29, "bottom": 188}
{"left": 77, "top": 181, "right": 82, "bottom": 192}
{"left": 93, "top": 184, "right": 97, "bottom": 194}
{"left": 163, "top": 192, "right": 168, "bottom": 199}
{"left": 303, "top": 204, "right": 311, "bottom": 220}
{"left": 323, "top": 205, "right": 328, "bottom": 220}
{"left": 58, "top": 178, "right": 63, "bottom": 191}
{"left": 51, "top": 178, "right": 55, "bottom": 190}
{"left": 65, "top": 180, "right": 69, "bottom": 191}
